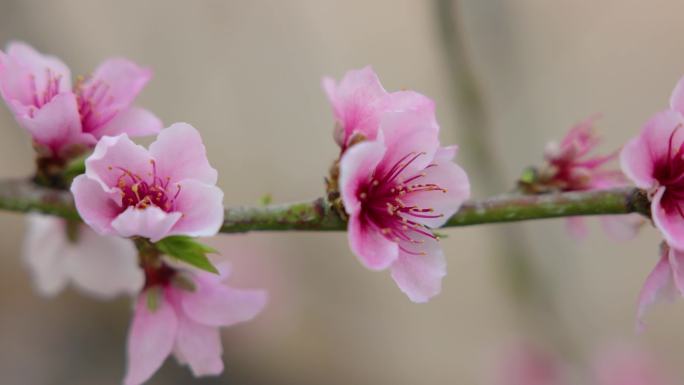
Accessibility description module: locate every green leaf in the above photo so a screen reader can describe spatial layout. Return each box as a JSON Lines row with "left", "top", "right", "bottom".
{"left": 259, "top": 193, "right": 273, "bottom": 206}
{"left": 146, "top": 287, "right": 161, "bottom": 311}
{"left": 62, "top": 155, "right": 87, "bottom": 181}
{"left": 155, "top": 235, "right": 219, "bottom": 274}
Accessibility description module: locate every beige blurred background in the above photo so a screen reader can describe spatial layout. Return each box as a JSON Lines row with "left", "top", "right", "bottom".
{"left": 0, "top": 1, "right": 681, "bottom": 384}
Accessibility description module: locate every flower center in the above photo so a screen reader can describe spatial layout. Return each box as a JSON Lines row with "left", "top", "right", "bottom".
{"left": 655, "top": 124, "right": 684, "bottom": 217}
{"left": 143, "top": 263, "right": 176, "bottom": 289}
{"left": 75, "top": 77, "right": 116, "bottom": 132}
{"left": 359, "top": 151, "right": 447, "bottom": 254}
{"left": 114, "top": 160, "right": 180, "bottom": 212}
{"left": 28, "top": 68, "right": 62, "bottom": 110}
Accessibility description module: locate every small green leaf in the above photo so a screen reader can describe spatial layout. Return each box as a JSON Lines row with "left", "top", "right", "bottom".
{"left": 155, "top": 235, "right": 219, "bottom": 274}
{"left": 62, "top": 155, "right": 87, "bottom": 181}
{"left": 259, "top": 193, "right": 273, "bottom": 206}
{"left": 519, "top": 167, "right": 538, "bottom": 184}
{"left": 146, "top": 287, "right": 161, "bottom": 311}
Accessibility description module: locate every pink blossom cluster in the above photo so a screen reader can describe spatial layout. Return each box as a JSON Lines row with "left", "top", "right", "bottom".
{"left": 0, "top": 42, "right": 162, "bottom": 159}
{"left": 0, "top": 42, "right": 267, "bottom": 384}
{"left": 325, "top": 67, "right": 470, "bottom": 302}
{"left": 5, "top": 39, "right": 684, "bottom": 385}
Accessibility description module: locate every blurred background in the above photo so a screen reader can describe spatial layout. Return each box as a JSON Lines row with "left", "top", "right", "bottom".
{"left": 0, "top": 1, "right": 681, "bottom": 384}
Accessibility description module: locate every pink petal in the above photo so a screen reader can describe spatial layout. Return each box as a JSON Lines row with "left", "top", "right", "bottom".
{"left": 433, "top": 145, "right": 458, "bottom": 162}
{"left": 22, "top": 214, "right": 69, "bottom": 297}
{"left": 338, "top": 140, "right": 386, "bottom": 215}
{"left": 348, "top": 214, "right": 399, "bottom": 270}
{"left": 322, "top": 66, "right": 387, "bottom": 144}
{"left": 88, "top": 106, "right": 162, "bottom": 139}
{"left": 593, "top": 346, "right": 673, "bottom": 385}
{"left": 71, "top": 175, "right": 122, "bottom": 236}
{"left": 174, "top": 313, "right": 224, "bottom": 377}
{"left": 651, "top": 187, "right": 684, "bottom": 251}
{"left": 376, "top": 110, "right": 440, "bottom": 178}
{"left": 124, "top": 294, "right": 178, "bottom": 385}
{"left": 168, "top": 179, "right": 224, "bottom": 238}
{"left": 111, "top": 206, "right": 182, "bottom": 242}
{"left": 565, "top": 217, "right": 589, "bottom": 240}
{"left": 23, "top": 214, "right": 142, "bottom": 299}
{"left": 636, "top": 247, "right": 675, "bottom": 332}
{"left": 400, "top": 149, "right": 470, "bottom": 228}
{"left": 16, "top": 92, "right": 89, "bottom": 155}
{"left": 85, "top": 133, "right": 153, "bottom": 191}
{"left": 670, "top": 75, "right": 684, "bottom": 114}
{"left": 86, "top": 58, "right": 151, "bottom": 111}
{"left": 390, "top": 236, "right": 446, "bottom": 303}
{"left": 181, "top": 278, "right": 267, "bottom": 327}
{"left": 0, "top": 42, "right": 71, "bottom": 107}
{"left": 599, "top": 214, "right": 644, "bottom": 241}
{"left": 384, "top": 90, "right": 435, "bottom": 115}
{"left": 64, "top": 224, "right": 143, "bottom": 298}
{"left": 621, "top": 110, "right": 684, "bottom": 189}
{"left": 149, "top": 123, "right": 218, "bottom": 184}
{"left": 667, "top": 246, "right": 684, "bottom": 296}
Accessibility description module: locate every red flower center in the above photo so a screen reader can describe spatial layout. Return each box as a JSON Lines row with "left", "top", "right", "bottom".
{"left": 358, "top": 151, "right": 447, "bottom": 254}
{"left": 655, "top": 125, "right": 684, "bottom": 216}
{"left": 114, "top": 160, "right": 181, "bottom": 212}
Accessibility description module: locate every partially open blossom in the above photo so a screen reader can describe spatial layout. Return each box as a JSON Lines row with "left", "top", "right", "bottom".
{"left": 542, "top": 116, "right": 642, "bottom": 240}
{"left": 0, "top": 41, "right": 161, "bottom": 158}
{"left": 23, "top": 213, "right": 142, "bottom": 298}
{"left": 71, "top": 123, "right": 223, "bottom": 242}
{"left": 621, "top": 77, "right": 684, "bottom": 249}
{"left": 322, "top": 66, "right": 434, "bottom": 151}
{"left": 635, "top": 242, "right": 684, "bottom": 331}
{"left": 339, "top": 109, "right": 470, "bottom": 302}
{"left": 124, "top": 263, "right": 267, "bottom": 385}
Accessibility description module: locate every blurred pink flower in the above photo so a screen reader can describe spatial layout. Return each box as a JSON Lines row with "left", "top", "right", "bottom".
{"left": 544, "top": 116, "right": 621, "bottom": 191}
{"left": 124, "top": 263, "right": 267, "bottom": 385}
{"left": 322, "top": 66, "right": 435, "bottom": 151}
{"left": 0, "top": 41, "right": 161, "bottom": 158}
{"left": 621, "top": 76, "right": 684, "bottom": 250}
{"left": 544, "top": 116, "right": 642, "bottom": 240}
{"left": 339, "top": 109, "right": 470, "bottom": 302}
{"left": 23, "top": 213, "right": 142, "bottom": 298}
{"left": 494, "top": 343, "right": 564, "bottom": 385}
{"left": 635, "top": 242, "right": 683, "bottom": 331}
{"left": 593, "top": 346, "right": 673, "bottom": 385}
{"left": 71, "top": 123, "right": 223, "bottom": 242}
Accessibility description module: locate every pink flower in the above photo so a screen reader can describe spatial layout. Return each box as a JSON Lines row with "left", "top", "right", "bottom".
{"left": 544, "top": 116, "right": 624, "bottom": 192}
{"left": 71, "top": 123, "right": 223, "bottom": 242}
{"left": 544, "top": 117, "right": 642, "bottom": 240}
{"left": 0, "top": 41, "right": 161, "bottom": 157}
{"left": 124, "top": 263, "right": 267, "bottom": 385}
{"left": 493, "top": 343, "right": 564, "bottom": 385}
{"left": 593, "top": 346, "right": 673, "bottom": 385}
{"left": 322, "top": 66, "right": 435, "bottom": 151}
{"left": 621, "top": 77, "right": 684, "bottom": 250}
{"left": 23, "top": 213, "right": 143, "bottom": 298}
{"left": 635, "top": 242, "right": 684, "bottom": 331}
{"left": 338, "top": 109, "right": 470, "bottom": 302}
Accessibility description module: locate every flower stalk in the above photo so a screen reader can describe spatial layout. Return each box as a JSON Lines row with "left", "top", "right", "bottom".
{"left": 0, "top": 178, "right": 650, "bottom": 233}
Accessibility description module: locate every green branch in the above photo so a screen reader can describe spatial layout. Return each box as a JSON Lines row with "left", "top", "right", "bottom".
{"left": 0, "top": 178, "right": 650, "bottom": 233}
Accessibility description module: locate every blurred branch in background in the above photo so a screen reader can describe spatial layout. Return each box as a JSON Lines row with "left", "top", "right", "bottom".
{"left": 433, "top": 0, "right": 577, "bottom": 358}
{"left": 0, "top": 178, "right": 648, "bottom": 232}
